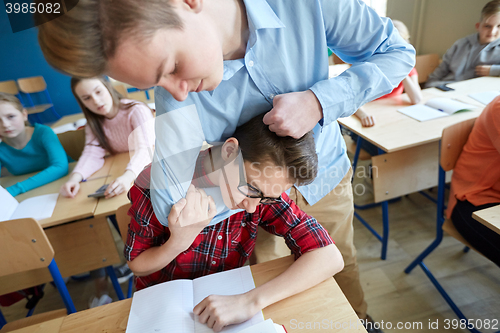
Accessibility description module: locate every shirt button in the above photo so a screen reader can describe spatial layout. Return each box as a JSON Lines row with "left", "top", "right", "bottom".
{"left": 217, "top": 235, "right": 222, "bottom": 240}
{"left": 269, "top": 94, "right": 275, "bottom": 99}
{"left": 248, "top": 60, "right": 254, "bottom": 67}
{"left": 211, "top": 261, "right": 216, "bottom": 265}
{"left": 241, "top": 222, "right": 246, "bottom": 227}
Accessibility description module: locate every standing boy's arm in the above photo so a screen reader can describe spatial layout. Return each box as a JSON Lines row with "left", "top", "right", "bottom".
{"left": 264, "top": 0, "right": 415, "bottom": 139}
{"left": 128, "top": 185, "right": 216, "bottom": 276}
{"left": 194, "top": 244, "right": 343, "bottom": 332}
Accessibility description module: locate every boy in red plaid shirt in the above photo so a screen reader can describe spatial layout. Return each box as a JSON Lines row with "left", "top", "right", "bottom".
{"left": 124, "top": 114, "right": 343, "bottom": 332}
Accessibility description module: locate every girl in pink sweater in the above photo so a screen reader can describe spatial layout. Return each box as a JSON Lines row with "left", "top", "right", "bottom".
{"left": 61, "top": 77, "right": 154, "bottom": 199}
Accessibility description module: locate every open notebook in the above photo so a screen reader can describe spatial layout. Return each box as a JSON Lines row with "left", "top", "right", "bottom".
{"left": 0, "top": 186, "right": 58, "bottom": 222}
{"left": 125, "top": 266, "right": 265, "bottom": 333}
{"left": 398, "top": 98, "right": 476, "bottom": 122}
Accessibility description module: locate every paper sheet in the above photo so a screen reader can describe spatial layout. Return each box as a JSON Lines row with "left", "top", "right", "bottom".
{"left": 0, "top": 185, "right": 19, "bottom": 222}
{"left": 398, "top": 104, "right": 448, "bottom": 122}
{"left": 125, "top": 266, "right": 263, "bottom": 333}
{"left": 11, "top": 193, "right": 59, "bottom": 221}
{"left": 468, "top": 91, "right": 500, "bottom": 105}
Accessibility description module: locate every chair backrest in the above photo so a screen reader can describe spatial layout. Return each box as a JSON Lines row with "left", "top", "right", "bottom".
{"left": 17, "top": 76, "right": 47, "bottom": 94}
{"left": 415, "top": 54, "right": 440, "bottom": 84}
{"left": 116, "top": 203, "right": 132, "bottom": 243}
{"left": 57, "top": 128, "right": 86, "bottom": 161}
{"left": 113, "top": 84, "right": 128, "bottom": 97}
{"left": 0, "top": 80, "right": 20, "bottom": 95}
{"left": 0, "top": 218, "right": 54, "bottom": 277}
{"left": 440, "top": 118, "right": 476, "bottom": 172}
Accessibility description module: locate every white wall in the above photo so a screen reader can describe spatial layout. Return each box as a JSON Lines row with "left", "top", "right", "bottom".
{"left": 387, "top": 0, "right": 490, "bottom": 56}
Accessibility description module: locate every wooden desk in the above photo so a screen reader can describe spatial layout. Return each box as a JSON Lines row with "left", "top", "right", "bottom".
{"left": 0, "top": 159, "right": 121, "bottom": 292}
{"left": 94, "top": 153, "right": 132, "bottom": 219}
{"left": 59, "top": 256, "right": 366, "bottom": 333}
{"left": 0, "top": 161, "right": 111, "bottom": 228}
{"left": 338, "top": 77, "right": 500, "bottom": 259}
{"left": 50, "top": 113, "right": 85, "bottom": 129}
{"left": 339, "top": 77, "right": 498, "bottom": 153}
{"left": 472, "top": 205, "right": 500, "bottom": 235}
{"left": 5, "top": 317, "right": 65, "bottom": 333}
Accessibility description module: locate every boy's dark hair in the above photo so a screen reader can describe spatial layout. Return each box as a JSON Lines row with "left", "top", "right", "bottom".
{"left": 481, "top": 0, "right": 500, "bottom": 21}
{"left": 232, "top": 113, "right": 318, "bottom": 186}
{"left": 35, "top": 0, "right": 182, "bottom": 78}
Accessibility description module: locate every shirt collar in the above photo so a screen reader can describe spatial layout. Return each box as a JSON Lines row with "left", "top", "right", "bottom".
{"left": 221, "top": 0, "right": 285, "bottom": 82}
{"left": 242, "top": 0, "right": 286, "bottom": 31}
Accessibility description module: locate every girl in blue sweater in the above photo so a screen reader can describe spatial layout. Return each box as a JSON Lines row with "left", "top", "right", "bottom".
{"left": 0, "top": 93, "right": 68, "bottom": 196}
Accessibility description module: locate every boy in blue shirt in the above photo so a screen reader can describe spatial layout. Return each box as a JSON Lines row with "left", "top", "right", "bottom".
{"left": 35, "top": 1, "right": 415, "bottom": 330}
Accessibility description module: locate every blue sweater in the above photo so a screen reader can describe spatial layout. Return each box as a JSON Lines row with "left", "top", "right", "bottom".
{"left": 0, "top": 124, "right": 68, "bottom": 196}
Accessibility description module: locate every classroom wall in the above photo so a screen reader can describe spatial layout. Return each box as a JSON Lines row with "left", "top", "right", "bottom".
{"left": 387, "top": 0, "right": 490, "bottom": 56}
{"left": 0, "top": 8, "right": 80, "bottom": 123}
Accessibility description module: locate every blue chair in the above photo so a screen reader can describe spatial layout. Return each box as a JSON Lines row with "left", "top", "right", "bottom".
{"left": 0, "top": 218, "right": 76, "bottom": 330}
{"left": 405, "top": 119, "right": 499, "bottom": 333}
{"left": 17, "top": 76, "right": 61, "bottom": 124}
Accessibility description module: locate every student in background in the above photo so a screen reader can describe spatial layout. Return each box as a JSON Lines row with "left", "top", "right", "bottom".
{"left": 447, "top": 96, "right": 500, "bottom": 267}
{"left": 65, "top": 77, "right": 155, "bottom": 308}
{"left": 426, "top": 0, "right": 500, "bottom": 88}
{"left": 61, "top": 77, "right": 154, "bottom": 199}
{"left": 0, "top": 92, "right": 68, "bottom": 196}
{"left": 354, "top": 20, "right": 422, "bottom": 128}
{"left": 125, "top": 114, "right": 343, "bottom": 332}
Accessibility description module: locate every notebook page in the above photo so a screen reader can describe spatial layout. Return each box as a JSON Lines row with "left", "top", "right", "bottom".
{"left": 237, "top": 319, "right": 278, "bottom": 333}
{"left": 468, "top": 91, "right": 500, "bottom": 105}
{"left": 0, "top": 185, "right": 19, "bottom": 222}
{"left": 11, "top": 193, "right": 59, "bottom": 221}
{"left": 193, "top": 266, "right": 264, "bottom": 333}
{"left": 126, "top": 279, "right": 195, "bottom": 333}
{"left": 425, "top": 98, "right": 475, "bottom": 115}
{"left": 397, "top": 104, "right": 448, "bottom": 122}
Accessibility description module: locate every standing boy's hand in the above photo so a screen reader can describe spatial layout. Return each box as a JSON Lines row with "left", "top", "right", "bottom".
{"left": 168, "top": 185, "right": 216, "bottom": 252}
{"left": 263, "top": 90, "right": 323, "bottom": 138}
{"left": 476, "top": 65, "right": 492, "bottom": 76}
{"left": 193, "top": 293, "right": 258, "bottom": 332}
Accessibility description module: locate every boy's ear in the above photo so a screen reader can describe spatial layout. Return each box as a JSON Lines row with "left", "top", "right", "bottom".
{"left": 221, "top": 138, "right": 239, "bottom": 162}
{"left": 476, "top": 22, "right": 480, "bottom": 30}
{"left": 22, "top": 108, "right": 28, "bottom": 122}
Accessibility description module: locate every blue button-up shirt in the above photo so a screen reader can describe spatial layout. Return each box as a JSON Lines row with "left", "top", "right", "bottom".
{"left": 151, "top": 0, "right": 415, "bottom": 226}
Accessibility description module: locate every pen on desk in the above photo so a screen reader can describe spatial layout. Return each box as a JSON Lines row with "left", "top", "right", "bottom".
{"left": 82, "top": 175, "right": 110, "bottom": 182}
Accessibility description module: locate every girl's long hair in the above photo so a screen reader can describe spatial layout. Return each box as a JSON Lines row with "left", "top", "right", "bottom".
{"left": 71, "top": 77, "right": 137, "bottom": 155}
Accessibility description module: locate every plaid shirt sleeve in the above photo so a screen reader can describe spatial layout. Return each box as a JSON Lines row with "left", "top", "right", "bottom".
{"left": 258, "top": 193, "right": 333, "bottom": 258}
{"left": 124, "top": 165, "right": 170, "bottom": 262}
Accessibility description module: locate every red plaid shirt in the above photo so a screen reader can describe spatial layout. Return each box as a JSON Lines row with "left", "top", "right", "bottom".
{"left": 125, "top": 158, "right": 333, "bottom": 290}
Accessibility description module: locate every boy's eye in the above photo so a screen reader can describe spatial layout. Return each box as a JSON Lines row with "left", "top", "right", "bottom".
{"left": 170, "top": 64, "right": 178, "bottom": 75}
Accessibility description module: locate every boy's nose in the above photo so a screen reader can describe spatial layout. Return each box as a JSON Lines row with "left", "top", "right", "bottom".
{"left": 160, "top": 78, "right": 189, "bottom": 102}
{"left": 242, "top": 198, "right": 260, "bottom": 214}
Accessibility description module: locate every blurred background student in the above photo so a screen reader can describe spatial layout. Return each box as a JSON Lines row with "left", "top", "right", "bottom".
{"left": 65, "top": 77, "right": 155, "bottom": 307}
{"left": 0, "top": 92, "right": 68, "bottom": 196}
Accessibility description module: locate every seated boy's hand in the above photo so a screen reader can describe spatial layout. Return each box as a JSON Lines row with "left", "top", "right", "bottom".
{"left": 360, "top": 114, "right": 375, "bottom": 127}
{"left": 168, "top": 185, "right": 217, "bottom": 252}
{"left": 475, "top": 65, "right": 491, "bottom": 77}
{"left": 193, "top": 293, "right": 258, "bottom": 332}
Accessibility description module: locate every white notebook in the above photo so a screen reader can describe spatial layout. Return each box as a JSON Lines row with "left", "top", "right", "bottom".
{"left": 0, "top": 186, "right": 59, "bottom": 222}
{"left": 125, "top": 266, "right": 264, "bottom": 333}
{"left": 398, "top": 98, "right": 476, "bottom": 122}
{"left": 468, "top": 91, "right": 500, "bottom": 105}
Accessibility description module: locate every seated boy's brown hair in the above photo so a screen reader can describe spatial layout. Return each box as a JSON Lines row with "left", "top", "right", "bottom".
{"left": 232, "top": 113, "right": 318, "bottom": 186}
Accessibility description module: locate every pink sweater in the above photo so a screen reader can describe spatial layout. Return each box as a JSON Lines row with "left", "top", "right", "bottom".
{"left": 73, "top": 100, "right": 155, "bottom": 180}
